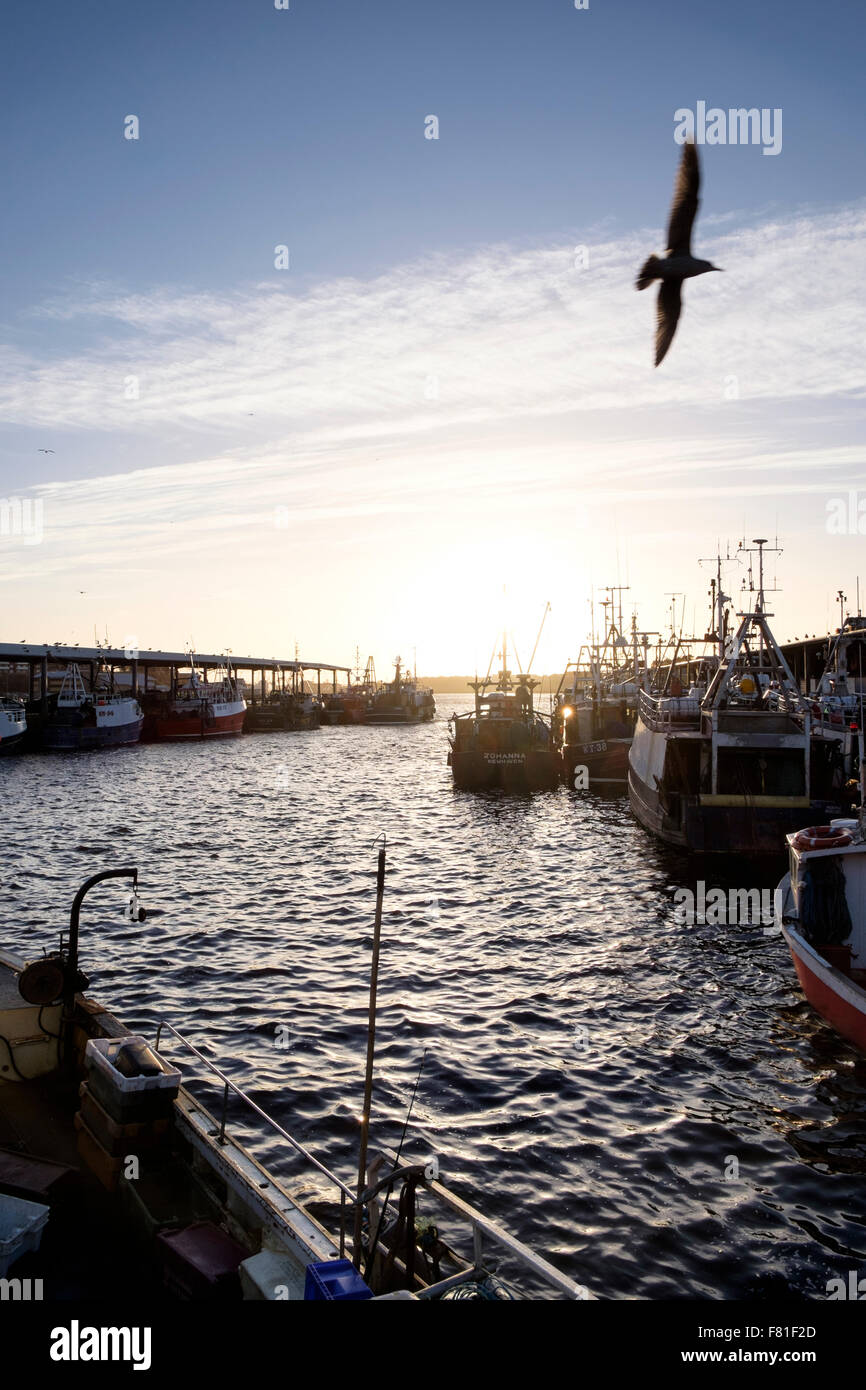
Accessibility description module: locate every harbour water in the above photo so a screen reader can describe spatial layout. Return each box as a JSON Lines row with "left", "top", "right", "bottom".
{"left": 2, "top": 695, "right": 865, "bottom": 1299}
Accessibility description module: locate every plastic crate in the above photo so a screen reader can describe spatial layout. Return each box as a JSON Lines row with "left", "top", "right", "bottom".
{"left": 304, "top": 1259, "right": 373, "bottom": 1301}
{"left": 78, "top": 1082, "right": 170, "bottom": 1156}
{"left": 156, "top": 1221, "right": 248, "bottom": 1301}
{"left": 0, "top": 1194, "right": 50, "bottom": 1277}
{"left": 74, "top": 1111, "right": 125, "bottom": 1192}
{"left": 84, "top": 1036, "right": 180, "bottom": 1124}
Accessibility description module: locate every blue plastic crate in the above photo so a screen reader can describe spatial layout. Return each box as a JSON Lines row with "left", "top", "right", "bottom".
{"left": 304, "top": 1258, "right": 373, "bottom": 1301}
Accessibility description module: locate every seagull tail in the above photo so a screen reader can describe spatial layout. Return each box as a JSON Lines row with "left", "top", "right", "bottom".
{"left": 635, "top": 255, "right": 662, "bottom": 291}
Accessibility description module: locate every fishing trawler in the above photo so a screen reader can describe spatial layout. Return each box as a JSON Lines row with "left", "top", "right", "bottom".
{"left": 152, "top": 660, "right": 246, "bottom": 741}
{"left": 43, "top": 665, "right": 143, "bottom": 751}
{"left": 449, "top": 622, "right": 559, "bottom": 792}
{"left": 629, "top": 541, "right": 841, "bottom": 856}
{"left": 554, "top": 597, "right": 648, "bottom": 788}
{"left": 245, "top": 681, "right": 321, "bottom": 732}
{"left": 0, "top": 865, "right": 587, "bottom": 1301}
{"left": 807, "top": 609, "right": 866, "bottom": 789}
{"left": 365, "top": 658, "right": 435, "bottom": 725}
{"left": 321, "top": 656, "right": 376, "bottom": 725}
{"left": 775, "top": 806, "right": 866, "bottom": 1052}
{"left": 0, "top": 697, "right": 27, "bottom": 754}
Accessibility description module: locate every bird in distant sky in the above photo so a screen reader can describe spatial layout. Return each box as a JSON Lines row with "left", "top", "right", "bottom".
{"left": 635, "top": 140, "right": 723, "bottom": 366}
{"left": 38, "top": 447, "right": 55, "bottom": 454}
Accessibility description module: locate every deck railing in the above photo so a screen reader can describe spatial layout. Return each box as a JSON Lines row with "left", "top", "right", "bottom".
{"left": 638, "top": 688, "right": 702, "bottom": 732}
{"left": 151, "top": 1019, "right": 588, "bottom": 1299}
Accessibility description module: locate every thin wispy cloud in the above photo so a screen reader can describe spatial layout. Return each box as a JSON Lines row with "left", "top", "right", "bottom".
{"left": 2, "top": 204, "right": 864, "bottom": 440}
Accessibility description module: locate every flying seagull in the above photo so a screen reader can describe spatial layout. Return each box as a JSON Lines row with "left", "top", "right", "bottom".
{"left": 635, "top": 141, "right": 722, "bottom": 366}
{"left": 38, "top": 448, "right": 55, "bottom": 454}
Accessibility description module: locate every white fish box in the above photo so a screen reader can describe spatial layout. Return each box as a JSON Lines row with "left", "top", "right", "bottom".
{"left": 239, "top": 1248, "right": 306, "bottom": 1301}
{"left": 84, "top": 1035, "right": 180, "bottom": 1124}
{"left": 0, "top": 1193, "right": 50, "bottom": 1276}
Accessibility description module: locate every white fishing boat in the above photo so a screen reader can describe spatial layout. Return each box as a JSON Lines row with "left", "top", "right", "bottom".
{"left": 0, "top": 697, "right": 27, "bottom": 754}
{"left": 629, "top": 541, "right": 841, "bottom": 855}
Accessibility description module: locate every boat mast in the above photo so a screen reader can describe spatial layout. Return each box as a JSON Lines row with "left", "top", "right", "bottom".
{"left": 527, "top": 601, "right": 551, "bottom": 675}
{"left": 354, "top": 837, "right": 387, "bottom": 1269}
{"left": 699, "top": 543, "right": 736, "bottom": 664}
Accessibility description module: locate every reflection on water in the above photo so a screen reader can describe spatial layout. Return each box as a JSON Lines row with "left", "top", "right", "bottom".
{"left": 2, "top": 695, "right": 865, "bottom": 1299}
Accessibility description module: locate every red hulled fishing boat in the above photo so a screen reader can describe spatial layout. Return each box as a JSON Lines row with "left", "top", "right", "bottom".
{"left": 775, "top": 809, "right": 866, "bottom": 1052}
{"left": 152, "top": 661, "right": 246, "bottom": 741}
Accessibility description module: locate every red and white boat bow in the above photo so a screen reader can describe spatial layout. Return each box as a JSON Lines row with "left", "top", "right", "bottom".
{"left": 775, "top": 817, "right": 866, "bottom": 1051}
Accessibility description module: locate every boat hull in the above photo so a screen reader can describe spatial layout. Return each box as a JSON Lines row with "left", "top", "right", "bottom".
{"left": 781, "top": 922, "right": 866, "bottom": 1052}
{"left": 627, "top": 762, "right": 828, "bottom": 856}
{"left": 0, "top": 712, "right": 27, "bottom": 754}
{"left": 244, "top": 706, "right": 319, "bottom": 732}
{"left": 43, "top": 716, "right": 144, "bottom": 750}
{"left": 154, "top": 708, "right": 246, "bottom": 741}
{"left": 450, "top": 748, "right": 560, "bottom": 792}
{"left": 365, "top": 709, "right": 435, "bottom": 725}
{"left": 562, "top": 737, "right": 631, "bottom": 787}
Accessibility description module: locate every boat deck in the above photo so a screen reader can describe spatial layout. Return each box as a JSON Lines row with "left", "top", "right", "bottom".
{"left": 0, "top": 1073, "right": 170, "bottom": 1298}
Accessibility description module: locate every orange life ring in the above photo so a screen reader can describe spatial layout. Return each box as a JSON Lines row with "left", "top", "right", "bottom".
{"left": 792, "top": 824, "right": 853, "bottom": 852}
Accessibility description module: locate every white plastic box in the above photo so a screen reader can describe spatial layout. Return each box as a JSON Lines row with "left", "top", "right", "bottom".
{"left": 0, "top": 1193, "right": 50, "bottom": 1276}
{"left": 84, "top": 1035, "right": 181, "bottom": 1124}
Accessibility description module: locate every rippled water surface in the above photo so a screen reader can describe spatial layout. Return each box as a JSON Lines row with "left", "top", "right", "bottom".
{"left": 3, "top": 696, "right": 866, "bottom": 1300}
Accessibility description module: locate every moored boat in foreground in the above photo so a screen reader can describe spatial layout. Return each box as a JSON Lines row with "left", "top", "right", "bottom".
{"left": 775, "top": 814, "right": 866, "bottom": 1052}
{"left": 0, "top": 866, "right": 587, "bottom": 1301}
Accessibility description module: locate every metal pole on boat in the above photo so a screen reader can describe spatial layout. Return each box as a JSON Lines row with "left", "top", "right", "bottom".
{"left": 353, "top": 836, "right": 387, "bottom": 1268}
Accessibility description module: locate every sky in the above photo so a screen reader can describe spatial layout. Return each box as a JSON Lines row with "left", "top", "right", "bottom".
{"left": 1, "top": 0, "right": 865, "bottom": 677}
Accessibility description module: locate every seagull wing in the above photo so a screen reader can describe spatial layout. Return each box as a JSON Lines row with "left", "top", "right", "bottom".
{"left": 666, "top": 141, "right": 700, "bottom": 255}
{"left": 655, "top": 280, "right": 682, "bottom": 366}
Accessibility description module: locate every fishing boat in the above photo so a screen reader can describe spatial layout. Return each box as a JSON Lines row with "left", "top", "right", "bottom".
{"left": 320, "top": 689, "right": 368, "bottom": 725}
{"left": 449, "top": 623, "right": 559, "bottom": 792}
{"left": 775, "top": 812, "right": 866, "bottom": 1052}
{"left": 807, "top": 611, "right": 866, "bottom": 794}
{"left": 152, "top": 660, "right": 246, "bottom": 741}
{"left": 554, "top": 597, "right": 648, "bottom": 788}
{"left": 0, "top": 864, "right": 587, "bottom": 1301}
{"left": 321, "top": 656, "right": 377, "bottom": 725}
{"left": 43, "top": 665, "right": 143, "bottom": 751}
{"left": 0, "top": 697, "right": 27, "bottom": 754}
{"left": 244, "top": 684, "right": 321, "bottom": 732}
{"left": 628, "top": 541, "right": 841, "bottom": 856}
{"left": 365, "top": 657, "right": 435, "bottom": 725}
